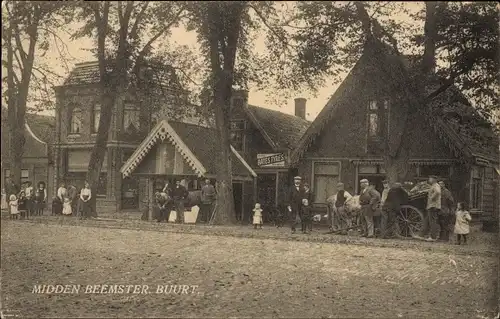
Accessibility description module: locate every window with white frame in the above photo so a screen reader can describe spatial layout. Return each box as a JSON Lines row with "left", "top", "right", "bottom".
{"left": 470, "top": 166, "right": 483, "bottom": 210}
{"left": 230, "top": 120, "right": 245, "bottom": 152}
{"left": 91, "top": 104, "right": 101, "bottom": 134}
{"left": 313, "top": 162, "right": 340, "bottom": 203}
{"left": 70, "top": 108, "right": 82, "bottom": 134}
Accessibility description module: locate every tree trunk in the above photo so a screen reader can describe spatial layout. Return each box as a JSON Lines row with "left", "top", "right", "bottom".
{"left": 421, "top": 2, "right": 438, "bottom": 75}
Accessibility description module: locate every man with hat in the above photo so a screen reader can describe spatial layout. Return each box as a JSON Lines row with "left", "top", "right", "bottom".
{"left": 437, "top": 180, "right": 455, "bottom": 242}
{"left": 419, "top": 175, "right": 441, "bottom": 241}
{"left": 287, "top": 176, "right": 306, "bottom": 234}
{"left": 358, "top": 178, "right": 381, "bottom": 238}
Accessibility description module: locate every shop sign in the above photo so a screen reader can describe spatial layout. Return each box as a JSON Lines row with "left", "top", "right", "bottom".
{"left": 257, "top": 153, "right": 286, "bottom": 168}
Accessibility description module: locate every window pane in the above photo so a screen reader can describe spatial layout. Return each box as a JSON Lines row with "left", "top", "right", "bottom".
{"left": 124, "top": 108, "right": 140, "bottom": 132}
{"left": 471, "top": 167, "right": 483, "bottom": 178}
{"left": 230, "top": 131, "right": 243, "bottom": 151}
{"left": 21, "top": 170, "right": 29, "bottom": 178}
{"left": 314, "top": 175, "right": 338, "bottom": 203}
{"left": 359, "top": 165, "right": 378, "bottom": 174}
{"left": 92, "top": 105, "right": 101, "bottom": 133}
{"left": 233, "top": 98, "right": 244, "bottom": 108}
{"left": 314, "top": 163, "right": 339, "bottom": 175}
{"left": 383, "top": 100, "right": 389, "bottom": 110}
{"left": 369, "top": 114, "right": 378, "bottom": 137}
{"left": 97, "top": 173, "right": 107, "bottom": 196}
{"left": 70, "top": 110, "right": 81, "bottom": 133}
{"left": 379, "top": 165, "right": 386, "bottom": 174}
{"left": 369, "top": 100, "right": 378, "bottom": 110}
{"left": 471, "top": 178, "right": 482, "bottom": 209}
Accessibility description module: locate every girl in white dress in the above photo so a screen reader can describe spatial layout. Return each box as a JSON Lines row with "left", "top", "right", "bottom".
{"left": 252, "top": 203, "right": 263, "bottom": 229}
{"left": 62, "top": 197, "right": 72, "bottom": 216}
{"left": 454, "top": 202, "right": 472, "bottom": 245}
{"left": 9, "top": 194, "right": 19, "bottom": 219}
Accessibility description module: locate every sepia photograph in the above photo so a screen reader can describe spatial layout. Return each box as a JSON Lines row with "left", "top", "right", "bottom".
{"left": 1, "top": 1, "right": 499, "bottom": 318}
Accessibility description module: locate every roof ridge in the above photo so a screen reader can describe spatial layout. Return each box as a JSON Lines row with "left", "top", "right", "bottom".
{"left": 247, "top": 104, "right": 311, "bottom": 123}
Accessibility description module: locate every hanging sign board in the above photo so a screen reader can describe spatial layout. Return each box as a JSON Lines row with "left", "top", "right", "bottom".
{"left": 257, "top": 153, "right": 286, "bottom": 168}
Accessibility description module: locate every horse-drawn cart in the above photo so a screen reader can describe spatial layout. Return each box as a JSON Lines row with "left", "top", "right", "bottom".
{"left": 397, "top": 182, "right": 430, "bottom": 237}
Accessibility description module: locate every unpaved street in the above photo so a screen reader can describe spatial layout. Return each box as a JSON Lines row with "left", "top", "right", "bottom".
{"left": 1, "top": 221, "right": 497, "bottom": 318}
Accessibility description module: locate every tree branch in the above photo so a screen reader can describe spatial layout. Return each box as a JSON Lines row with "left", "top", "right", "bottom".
{"left": 129, "top": 1, "right": 149, "bottom": 40}
{"left": 249, "top": 4, "right": 296, "bottom": 50}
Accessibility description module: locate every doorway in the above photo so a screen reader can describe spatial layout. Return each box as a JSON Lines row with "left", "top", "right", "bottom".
{"left": 257, "top": 173, "right": 277, "bottom": 212}
{"left": 232, "top": 182, "right": 243, "bottom": 222}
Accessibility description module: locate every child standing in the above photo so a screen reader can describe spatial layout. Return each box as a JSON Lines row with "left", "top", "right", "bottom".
{"left": 454, "top": 202, "right": 472, "bottom": 245}
{"left": 301, "top": 198, "right": 313, "bottom": 234}
{"left": 62, "top": 197, "right": 73, "bottom": 216}
{"left": 9, "top": 194, "right": 19, "bottom": 219}
{"left": 252, "top": 203, "right": 263, "bottom": 229}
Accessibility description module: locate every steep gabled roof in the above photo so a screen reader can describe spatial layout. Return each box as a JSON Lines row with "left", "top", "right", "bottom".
{"left": 291, "top": 42, "right": 499, "bottom": 165}
{"left": 1, "top": 109, "right": 55, "bottom": 161}
{"left": 120, "top": 120, "right": 256, "bottom": 178}
{"left": 244, "top": 104, "right": 311, "bottom": 151}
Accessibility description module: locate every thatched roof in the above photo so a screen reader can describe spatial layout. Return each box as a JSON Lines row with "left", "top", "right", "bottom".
{"left": 291, "top": 41, "right": 499, "bottom": 165}
{"left": 0, "top": 108, "right": 55, "bottom": 161}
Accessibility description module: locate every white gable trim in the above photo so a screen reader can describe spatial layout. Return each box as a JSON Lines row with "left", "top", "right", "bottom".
{"left": 230, "top": 145, "right": 257, "bottom": 178}
{"left": 120, "top": 120, "right": 207, "bottom": 178}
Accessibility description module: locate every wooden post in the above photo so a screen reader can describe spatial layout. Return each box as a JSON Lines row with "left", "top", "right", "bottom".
{"left": 147, "top": 177, "right": 153, "bottom": 221}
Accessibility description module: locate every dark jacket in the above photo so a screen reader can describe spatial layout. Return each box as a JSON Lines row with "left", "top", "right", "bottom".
{"left": 172, "top": 185, "right": 188, "bottom": 201}
{"left": 440, "top": 187, "right": 455, "bottom": 216}
{"left": 384, "top": 187, "right": 409, "bottom": 210}
{"left": 288, "top": 185, "right": 305, "bottom": 216}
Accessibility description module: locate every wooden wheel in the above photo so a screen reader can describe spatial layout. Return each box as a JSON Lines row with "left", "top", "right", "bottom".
{"left": 397, "top": 205, "right": 424, "bottom": 238}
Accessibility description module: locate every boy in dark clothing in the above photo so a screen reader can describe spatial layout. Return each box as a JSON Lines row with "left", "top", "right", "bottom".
{"left": 300, "top": 198, "right": 313, "bottom": 234}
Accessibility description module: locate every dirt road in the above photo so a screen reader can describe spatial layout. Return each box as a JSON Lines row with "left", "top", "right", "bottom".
{"left": 1, "top": 221, "right": 497, "bottom": 318}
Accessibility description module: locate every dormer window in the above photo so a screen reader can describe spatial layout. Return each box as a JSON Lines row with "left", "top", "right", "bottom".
{"left": 91, "top": 104, "right": 101, "bottom": 134}
{"left": 70, "top": 108, "right": 82, "bottom": 134}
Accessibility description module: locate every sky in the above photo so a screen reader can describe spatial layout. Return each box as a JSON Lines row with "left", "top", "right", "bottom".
{"left": 35, "top": 1, "right": 424, "bottom": 121}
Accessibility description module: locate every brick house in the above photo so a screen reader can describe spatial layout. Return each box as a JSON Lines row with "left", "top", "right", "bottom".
{"left": 290, "top": 43, "right": 499, "bottom": 224}
{"left": 1, "top": 108, "right": 55, "bottom": 201}
{"left": 53, "top": 61, "right": 198, "bottom": 212}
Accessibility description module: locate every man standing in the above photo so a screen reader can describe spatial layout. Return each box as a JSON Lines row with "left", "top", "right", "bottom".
{"left": 172, "top": 179, "right": 188, "bottom": 224}
{"left": 419, "top": 175, "right": 441, "bottom": 241}
{"left": 331, "top": 182, "right": 352, "bottom": 235}
{"left": 200, "top": 179, "right": 216, "bottom": 223}
{"left": 287, "top": 176, "right": 305, "bottom": 234}
{"left": 381, "top": 182, "right": 408, "bottom": 239}
{"left": 358, "top": 179, "right": 380, "bottom": 238}
{"left": 438, "top": 181, "right": 455, "bottom": 242}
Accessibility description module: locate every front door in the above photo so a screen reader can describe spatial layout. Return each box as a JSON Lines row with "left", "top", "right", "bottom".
{"left": 257, "top": 173, "right": 277, "bottom": 217}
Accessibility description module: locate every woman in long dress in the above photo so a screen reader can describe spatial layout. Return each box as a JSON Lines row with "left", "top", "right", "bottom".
{"left": 79, "top": 181, "right": 92, "bottom": 219}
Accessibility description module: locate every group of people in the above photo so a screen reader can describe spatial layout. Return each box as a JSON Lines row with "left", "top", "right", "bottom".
{"left": 153, "top": 179, "right": 216, "bottom": 224}
{"left": 52, "top": 181, "right": 93, "bottom": 218}
{"left": 2, "top": 179, "right": 48, "bottom": 219}
{"left": 283, "top": 175, "right": 472, "bottom": 244}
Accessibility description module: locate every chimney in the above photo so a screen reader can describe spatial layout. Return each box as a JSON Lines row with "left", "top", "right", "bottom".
{"left": 232, "top": 89, "right": 248, "bottom": 108}
{"left": 294, "top": 97, "right": 306, "bottom": 120}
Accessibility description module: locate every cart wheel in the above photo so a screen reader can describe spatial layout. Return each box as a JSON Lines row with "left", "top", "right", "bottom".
{"left": 397, "top": 205, "right": 424, "bottom": 238}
